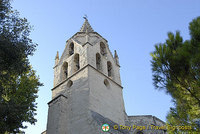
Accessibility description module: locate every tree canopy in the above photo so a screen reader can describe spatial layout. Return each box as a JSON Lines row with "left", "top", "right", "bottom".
{"left": 0, "top": 0, "right": 42, "bottom": 133}
{"left": 151, "top": 16, "right": 200, "bottom": 133}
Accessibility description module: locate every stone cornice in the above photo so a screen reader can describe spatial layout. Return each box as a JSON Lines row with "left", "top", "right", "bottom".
{"left": 47, "top": 94, "right": 67, "bottom": 105}
{"left": 66, "top": 32, "right": 108, "bottom": 44}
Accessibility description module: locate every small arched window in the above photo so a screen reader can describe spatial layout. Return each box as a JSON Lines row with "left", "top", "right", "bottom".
{"left": 69, "top": 42, "right": 74, "bottom": 56}
{"left": 62, "top": 62, "right": 68, "bottom": 80}
{"left": 100, "top": 42, "right": 107, "bottom": 56}
{"left": 74, "top": 54, "right": 80, "bottom": 72}
{"left": 96, "top": 53, "right": 101, "bottom": 70}
{"left": 107, "top": 61, "right": 112, "bottom": 77}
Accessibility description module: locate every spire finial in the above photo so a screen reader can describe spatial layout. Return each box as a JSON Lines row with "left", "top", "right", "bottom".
{"left": 114, "top": 50, "right": 118, "bottom": 58}
{"left": 55, "top": 51, "right": 59, "bottom": 60}
{"left": 83, "top": 14, "right": 88, "bottom": 20}
{"left": 55, "top": 51, "right": 59, "bottom": 66}
{"left": 114, "top": 50, "right": 120, "bottom": 66}
{"left": 80, "top": 15, "right": 94, "bottom": 32}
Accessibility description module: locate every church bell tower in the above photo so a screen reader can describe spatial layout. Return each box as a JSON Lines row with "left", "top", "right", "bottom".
{"left": 45, "top": 18, "right": 126, "bottom": 134}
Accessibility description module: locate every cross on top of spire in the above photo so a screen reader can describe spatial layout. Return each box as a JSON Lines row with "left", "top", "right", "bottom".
{"left": 83, "top": 14, "right": 88, "bottom": 20}
{"left": 80, "top": 15, "right": 94, "bottom": 33}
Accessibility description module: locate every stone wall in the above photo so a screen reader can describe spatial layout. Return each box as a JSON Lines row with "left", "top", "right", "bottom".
{"left": 88, "top": 65, "right": 125, "bottom": 126}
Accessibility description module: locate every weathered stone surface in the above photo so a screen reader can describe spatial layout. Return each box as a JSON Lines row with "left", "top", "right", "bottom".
{"left": 46, "top": 95, "right": 69, "bottom": 134}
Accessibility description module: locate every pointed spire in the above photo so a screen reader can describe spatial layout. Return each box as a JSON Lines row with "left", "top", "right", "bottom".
{"left": 55, "top": 51, "right": 59, "bottom": 60}
{"left": 114, "top": 50, "right": 120, "bottom": 66}
{"left": 114, "top": 50, "right": 119, "bottom": 59}
{"left": 55, "top": 51, "right": 59, "bottom": 67}
{"left": 80, "top": 16, "right": 94, "bottom": 33}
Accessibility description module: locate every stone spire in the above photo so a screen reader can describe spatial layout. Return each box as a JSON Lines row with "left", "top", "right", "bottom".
{"left": 80, "top": 16, "right": 94, "bottom": 33}
{"left": 55, "top": 51, "right": 59, "bottom": 59}
{"left": 114, "top": 50, "right": 120, "bottom": 66}
{"left": 55, "top": 51, "right": 59, "bottom": 66}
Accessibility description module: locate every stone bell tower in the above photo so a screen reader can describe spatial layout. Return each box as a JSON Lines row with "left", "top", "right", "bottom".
{"left": 45, "top": 18, "right": 126, "bottom": 134}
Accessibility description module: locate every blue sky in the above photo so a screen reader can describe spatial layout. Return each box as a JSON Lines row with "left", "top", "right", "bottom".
{"left": 12, "top": 0, "right": 200, "bottom": 133}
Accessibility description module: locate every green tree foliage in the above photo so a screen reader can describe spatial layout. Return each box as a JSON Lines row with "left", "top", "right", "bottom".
{"left": 0, "top": 68, "right": 42, "bottom": 133}
{"left": 0, "top": 0, "right": 43, "bottom": 133}
{"left": 151, "top": 17, "right": 200, "bottom": 133}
